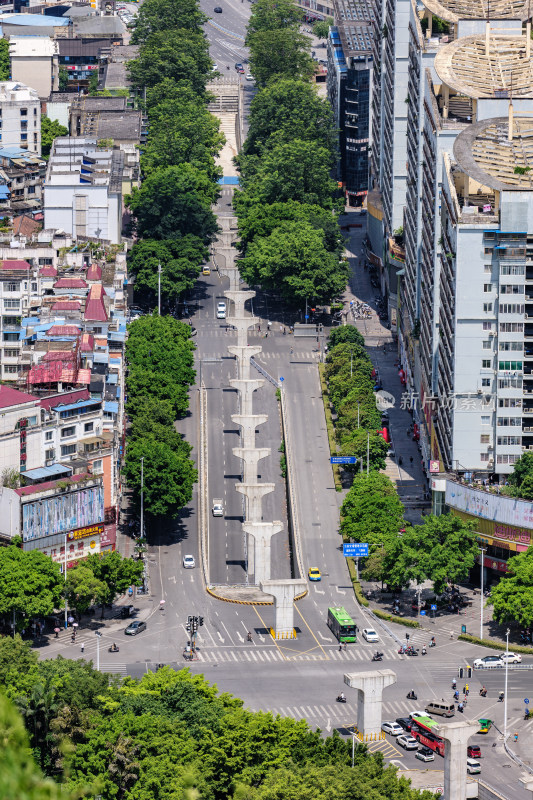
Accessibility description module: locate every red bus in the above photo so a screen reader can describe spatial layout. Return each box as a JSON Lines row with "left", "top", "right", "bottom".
{"left": 411, "top": 717, "right": 445, "bottom": 756}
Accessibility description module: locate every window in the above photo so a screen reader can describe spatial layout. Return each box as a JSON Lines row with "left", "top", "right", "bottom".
{"left": 499, "top": 398, "right": 522, "bottom": 407}
{"left": 4, "top": 299, "right": 20, "bottom": 310}
{"left": 20, "top": 133, "right": 27, "bottom": 141}
{"left": 484, "top": 284, "right": 493, "bottom": 292}
{"left": 501, "top": 264, "right": 525, "bottom": 275}
{"left": 45, "top": 430, "right": 53, "bottom": 441}
{"left": 6, "top": 282, "right": 19, "bottom": 292}
{"left": 91, "top": 459, "right": 103, "bottom": 473}
{"left": 482, "top": 360, "right": 492, "bottom": 368}
{"left": 483, "top": 322, "right": 492, "bottom": 330}
{"left": 3, "top": 365, "right": 17, "bottom": 374}
{"left": 497, "top": 417, "right": 522, "bottom": 426}
{"left": 45, "top": 448, "right": 54, "bottom": 460}
{"left": 31, "top": 282, "right": 37, "bottom": 292}
{"left": 497, "top": 454, "right": 520, "bottom": 464}
{"left": 3, "top": 333, "right": 18, "bottom": 342}
{"left": 484, "top": 263, "right": 492, "bottom": 272}
{"left": 3, "top": 348, "right": 18, "bottom": 358}
{"left": 499, "top": 342, "right": 523, "bottom": 351}
{"left": 500, "top": 322, "right": 524, "bottom": 332}
{"left": 481, "top": 415, "right": 491, "bottom": 425}
{"left": 482, "top": 378, "right": 491, "bottom": 387}
{"left": 498, "top": 361, "right": 523, "bottom": 371}
{"left": 501, "top": 284, "right": 524, "bottom": 294}
{"left": 483, "top": 303, "right": 493, "bottom": 312}
{"left": 33, "top": 107, "right": 37, "bottom": 116}
{"left": 480, "top": 453, "right": 490, "bottom": 462}
{"left": 484, "top": 247, "right": 493, "bottom": 255}
{"left": 20, "top": 120, "right": 27, "bottom": 130}
{"left": 499, "top": 376, "right": 522, "bottom": 388}
{"left": 20, "top": 108, "right": 27, "bottom": 116}
{"left": 480, "top": 434, "right": 490, "bottom": 443}
{"left": 482, "top": 340, "right": 492, "bottom": 349}
{"left": 33, "top": 133, "right": 37, "bottom": 144}
{"left": 61, "top": 426, "right": 75, "bottom": 438}
{"left": 499, "top": 304, "right": 525, "bottom": 314}
{"left": 84, "top": 422, "right": 94, "bottom": 432}
{"left": 497, "top": 436, "right": 521, "bottom": 446}
{"left": 60, "top": 444, "right": 76, "bottom": 456}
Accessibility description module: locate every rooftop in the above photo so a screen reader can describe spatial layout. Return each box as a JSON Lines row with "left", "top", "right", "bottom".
{"left": 421, "top": 0, "right": 530, "bottom": 22}
{"left": 0, "top": 260, "right": 30, "bottom": 271}
{"left": 454, "top": 115, "right": 533, "bottom": 190}
{"left": 2, "top": 13, "right": 70, "bottom": 26}
{"left": 434, "top": 34, "right": 533, "bottom": 99}
{"left": 0, "top": 81, "right": 39, "bottom": 103}
{"left": 332, "top": 0, "right": 373, "bottom": 57}
{"left": 9, "top": 36, "right": 59, "bottom": 58}
{"left": 0, "top": 385, "right": 37, "bottom": 409}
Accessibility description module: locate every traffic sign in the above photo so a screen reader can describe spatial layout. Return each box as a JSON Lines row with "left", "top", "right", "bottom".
{"left": 331, "top": 456, "right": 357, "bottom": 464}
{"left": 420, "top": 610, "right": 426, "bottom": 616}
{"left": 525, "top": 698, "right": 530, "bottom": 705}
{"left": 279, "top": 377, "right": 284, "bottom": 382}
{"left": 461, "top": 625, "right": 467, "bottom": 634}
{"left": 430, "top": 604, "right": 437, "bottom": 611}
{"left": 343, "top": 543, "right": 369, "bottom": 558}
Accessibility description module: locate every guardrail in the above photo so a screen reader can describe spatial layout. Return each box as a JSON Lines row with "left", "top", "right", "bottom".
{"left": 474, "top": 663, "right": 533, "bottom": 670}
{"left": 250, "top": 356, "right": 278, "bottom": 387}
{"left": 279, "top": 386, "right": 306, "bottom": 587}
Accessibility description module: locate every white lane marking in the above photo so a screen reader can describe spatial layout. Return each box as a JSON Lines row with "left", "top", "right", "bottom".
{"left": 217, "top": 631, "right": 225, "bottom": 643}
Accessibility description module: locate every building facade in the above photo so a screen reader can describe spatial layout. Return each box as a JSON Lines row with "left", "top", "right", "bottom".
{"left": 0, "top": 82, "right": 41, "bottom": 155}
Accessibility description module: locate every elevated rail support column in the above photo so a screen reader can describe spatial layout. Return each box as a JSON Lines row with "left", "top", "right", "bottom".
{"left": 260, "top": 578, "right": 307, "bottom": 638}
{"left": 344, "top": 670, "right": 397, "bottom": 738}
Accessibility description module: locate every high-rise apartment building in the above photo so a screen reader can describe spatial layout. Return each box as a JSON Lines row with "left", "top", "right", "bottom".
{"left": 0, "top": 82, "right": 41, "bottom": 155}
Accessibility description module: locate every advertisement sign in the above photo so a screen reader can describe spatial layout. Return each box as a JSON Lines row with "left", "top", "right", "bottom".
{"left": 67, "top": 523, "right": 104, "bottom": 541}
{"left": 446, "top": 480, "right": 533, "bottom": 530}
{"left": 429, "top": 460, "right": 440, "bottom": 474}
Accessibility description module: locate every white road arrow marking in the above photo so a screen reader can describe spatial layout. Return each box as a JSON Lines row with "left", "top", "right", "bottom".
{"left": 314, "top": 588, "right": 325, "bottom": 595}
{"left": 325, "top": 718, "right": 331, "bottom": 733}
{"left": 318, "top": 632, "right": 333, "bottom": 642}
{"left": 168, "top": 575, "right": 176, "bottom": 583}
{"left": 217, "top": 631, "right": 225, "bottom": 644}
{"left": 336, "top": 586, "right": 346, "bottom": 595}
{"left": 236, "top": 631, "right": 244, "bottom": 643}
{"left": 258, "top": 632, "right": 265, "bottom": 643}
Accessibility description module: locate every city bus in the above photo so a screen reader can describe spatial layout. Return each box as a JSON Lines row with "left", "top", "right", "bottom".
{"left": 410, "top": 715, "right": 445, "bottom": 756}
{"left": 327, "top": 607, "right": 357, "bottom": 642}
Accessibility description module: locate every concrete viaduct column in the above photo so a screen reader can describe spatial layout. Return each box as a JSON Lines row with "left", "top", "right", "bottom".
{"left": 228, "top": 316, "right": 257, "bottom": 348}
{"left": 434, "top": 720, "right": 479, "bottom": 800}
{"left": 243, "top": 521, "right": 283, "bottom": 585}
{"left": 232, "top": 413, "right": 268, "bottom": 449}
{"left": 344, "top": 670, "right": 397, "bottom": 740}
{"left": 235, "top": 482, "right": 274, "bottom": 523}
{"left": 233, "top": 446, "right": 270, "bottom": 484}
{"left": 260, "top": 579, "right": 307, "bottom": 639}
{"left": 230, "top": 378, "right": 264, "bottom": 416}
{"left": 225, "top": 289, "right": 255, "bottom": 317}
{"left": 228, "top": 345, "right": 262, "bottom": 379}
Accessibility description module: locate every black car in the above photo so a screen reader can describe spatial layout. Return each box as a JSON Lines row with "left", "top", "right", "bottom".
{"left": 214, "top": 6, "right": 222, "bottom": 11}
{"left": 125, "top": 620, "right": 147, "bottom": 636}
{"left": 396, "top": 717, "right": 413, "bottom": 733}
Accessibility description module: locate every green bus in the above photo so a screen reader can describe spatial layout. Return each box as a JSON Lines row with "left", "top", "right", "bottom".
{"left": 327, "top": 607, "right": 357, "bottom": 642}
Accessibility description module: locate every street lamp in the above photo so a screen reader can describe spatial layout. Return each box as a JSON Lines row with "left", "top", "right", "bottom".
{"left": 64, "top": 532, "right": 68, "bottom": 629}
{"left": 479, "top": 546, "right": 486, "bottom": 640}
{"left": 157, "top": 262, "right": 162, "bottom": 315}
{"left": 504, "top": 627, "right": 510, "bottom": 741}
{"left": 95, "top": 631, "right": 102, "bottom": 672}
{"left": 140, "top": 456, "right": 144, "bottom": 542}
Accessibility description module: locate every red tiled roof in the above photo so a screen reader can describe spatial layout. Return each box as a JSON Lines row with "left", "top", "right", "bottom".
{"left": 15, "top": 472, "right": 92, "bottom": 497}
{"left": 54, "top": 278, "right": 88, "bottom": 289}
{"left": 51, "top": 301, "right": 81, "bottom": 312}
{"left": 0, "top": 260, "right": 31, "bottom": 271}
{"left": 86, "top": 263, "right": 102, "bottom": 281}
{"left": 40, "top": 265, "right": 58, "bottom": 277}
{"left": 84, "top": 284, "right": 108, "bottom": 322}
{"left": 0, "top": 385, "right": 37, "bottom": 409}
{"left": 80, "top": 333, "right": 94, "bottom": 352}
{"left": 39, "top": 389, "right": 91, "bottom": 411}
{"left": 12, "top": 215, "right": 41, "bottom": 238}
{"left": 42, "top": 351, "right": 74, "bottom": 362}
{"left": 77, "top": 368, "right": 92, "bottom": 384}
{"left": 47, "top": 325, "right": 81, "bottom": 336}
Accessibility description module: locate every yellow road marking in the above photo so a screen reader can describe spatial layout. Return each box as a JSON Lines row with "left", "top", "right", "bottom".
{"left": 293, "top": 604, "right": 329, "bottom": 659}
{"left": 252, "top": 606, "right": 287, "bottom": 660}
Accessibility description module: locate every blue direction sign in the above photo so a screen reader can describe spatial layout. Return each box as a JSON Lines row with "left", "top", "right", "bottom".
{"left": 343, "top": 543, "right": 369, "bottom": 558}
{"left": 420, "top": 610, "right": 426, "bottom": 616}
{"left": 331, "top": 456, "right": 357, "bottom": 464}
{"left": 279, "top": 377, "right": 284, "bottom": 382}
{"left": 525, "top": 698, "right": 530, "bottom": 705}
{"left": 430, "top": 604, "right": 437, "bottom": 611}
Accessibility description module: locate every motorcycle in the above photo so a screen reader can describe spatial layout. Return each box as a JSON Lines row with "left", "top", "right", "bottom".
{"left": 525, "top": 710, "right": 531, "bottom": 720}
{"left": 406, "top": 691, "right": 417, "bottom": 700}
{"left": 336, "top": 695, "right": 347, "bottom": 703}
{"left": 372, "top": 652, "right": 383, "bottom": 662}
{"left": 406, "top": 647, "right": 419, "bottom": 657}
{"left": 108, "top": 645, "right": 120, "bottom": 653}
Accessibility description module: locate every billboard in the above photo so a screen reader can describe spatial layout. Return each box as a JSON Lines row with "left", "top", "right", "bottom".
{"left": 446, "top": 480, "right": 533, "bottom": 530}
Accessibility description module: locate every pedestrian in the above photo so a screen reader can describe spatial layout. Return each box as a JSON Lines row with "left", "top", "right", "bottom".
{"left": 450, "top": 630, "right": 454, "bottom": 639}
{"left": 465, "top": 683, "right": 469, "bottom": 695}
{"left": 343, "top": 642, "right": 347, "bottom": 651}
{"left": 339, "top": 644, "right": 342, "bottom": 652}
{"left": 258, "top": 324, "right": 261, "bottom": 332}
{"left": 281, "top": 325, "right": 285, "bottom": 334}
{"left": 398, "top": 456, "right": 403, "bottom": 466}
{"left": 81, "top": 642, "right": 85, "bottom": 654}
{"left": 265, "top": 331, "right": 268, "bottom": 338}
{"left": 514, "top": 732, "right": 519, "bottom": 742}
{"left": 290, "top": 346, "right": 293, "bottom": 355}
{"left": 267, "top": 321, "right": 271, "bottom": 330}
{"left": 410, "top": 456, "right": 414, "bottom": 466}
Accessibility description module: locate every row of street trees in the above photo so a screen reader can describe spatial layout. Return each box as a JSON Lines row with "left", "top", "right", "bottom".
{"left": 0, "top": 635, "right": 436, "bottom": 798}
{"left": 124, "top": 315, "right": 197, "bottom": 518}
{"left": 235, "top": 0, "right": 348, "bottom": 305}
{"left": 125, "top": 0, "right": 222, "bottom": 305}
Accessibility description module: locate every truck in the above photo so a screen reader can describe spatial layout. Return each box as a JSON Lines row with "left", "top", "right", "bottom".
{"left": 212, "top": 499, "right": 223, "bottom": 517}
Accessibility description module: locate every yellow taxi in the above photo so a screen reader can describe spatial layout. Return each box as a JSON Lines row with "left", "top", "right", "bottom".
{"left": 202, "top": 266, "right": 211, "bottom": 276}
{"left": 308, "top": 568, "right": 321, "bottom": 582}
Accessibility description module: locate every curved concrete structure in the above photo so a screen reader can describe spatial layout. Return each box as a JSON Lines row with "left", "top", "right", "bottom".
{"left": 421, "top": 0, "right": 530, "bottom": 23}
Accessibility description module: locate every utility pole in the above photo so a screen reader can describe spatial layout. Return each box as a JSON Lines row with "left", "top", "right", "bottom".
{"left": 140, "top": 457, "right": 144, "bottom": 541}
{"left": 479, "top": 546, "right": 486, "bottom": 639}
{"left": 157, "top": 263, "right": 162, "bottom": 315}
{"left": 64, "top": 532, "right": 68, "bottom": 628}
{"left": 357, "top": 400, "right": 360, "bottom": 429}
{"left": 186, "top": 614, "right": 204, "bottom": 655}
{"left": 504, "top": 627, "right": 510, "bottom": 741}
{"left": 95, "top": 631, "right": 102, "bottom": 671}
{"left": 366, "top": 432, "right": 370, "bottom": 476}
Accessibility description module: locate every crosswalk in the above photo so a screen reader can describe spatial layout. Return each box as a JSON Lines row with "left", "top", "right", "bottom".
{"left": 247, "top": 697, "right": 424, "bottom": 729}
{"left": 192, "top": 644, "right": 404, "bottom": 664}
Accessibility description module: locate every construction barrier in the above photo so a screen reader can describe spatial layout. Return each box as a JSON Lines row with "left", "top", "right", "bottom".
{"left": 352, "top": 728, "right": 386, "bottom": 743}
{"left": 270, "top": 627, "right": 297, "bottom": 640}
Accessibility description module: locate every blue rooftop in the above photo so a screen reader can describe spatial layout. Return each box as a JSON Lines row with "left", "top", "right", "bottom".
{"left": 2, "top": 13, "right": 70, "bottom": 25}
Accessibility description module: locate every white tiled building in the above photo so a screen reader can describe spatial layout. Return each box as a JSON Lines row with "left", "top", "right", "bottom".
{"left": 0, "top": 82, "right": 41, "bottom": 155}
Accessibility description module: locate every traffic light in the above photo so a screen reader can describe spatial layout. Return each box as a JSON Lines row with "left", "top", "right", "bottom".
{"left": 186, "top": 616, "right": 192, "bottom": 632}
{"left": 199, "top": 617, "right": 204, "bottom": 627}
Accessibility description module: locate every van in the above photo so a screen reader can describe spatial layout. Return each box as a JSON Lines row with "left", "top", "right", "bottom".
{"left": 426, "top": 701, "right": 455, "bottom": 717}
{"left": 466, "top": 758, "right": 481, "bottom": 775}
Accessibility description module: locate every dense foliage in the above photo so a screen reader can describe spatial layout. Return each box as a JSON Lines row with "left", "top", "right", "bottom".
{"left": 41, "top": 117, "right": 68, "bottom": 158}
{"left": 124, "top": 315, "right": 197, "bottom": 518}
{"left": 0, "top": 547, "right": 64, "bottom": 633}
{"left": 0, "top": 638, "right": 434, "bottom": 799}
{"left": 236, "top": 0, "right": 345, "bottom": 306}
{"left": 67, "top": 551, "right": 144, "bottom": 618}
{"left": 489, "top": 546, "right": 533, "bottom": 627}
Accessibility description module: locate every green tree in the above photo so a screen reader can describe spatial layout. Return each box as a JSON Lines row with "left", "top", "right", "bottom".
{"left": 248, "top": 28, "right": 315, "bottom": 86}
{"left": 127, "top": 29, "right": 212, "bottom": 93}
{"left": 16, "top": 682, "right": 60, "bottom": 770}
{"left": 130, "top": 398, "right": 186, "bottom": 450}
{"left": 313, "top": 19, "right": 333, "bottom": 38}
{"left": 243, "top": 78, "right": 335, "bottom": 156}
{"left": 489, "top": 547, "right": 533, "bottom": 627}
{"left": 131, "top": 0, "right": 207, "bottom": 45}
{"left": 237, "top": 200, "right": 343, "bottom": 255}
{"left": 0, "top": 635, "right": 39, "bottom": 698}
{"left": 84, "top": 552, "right": 143, "bottom": 616}
{"left": 142, "top": 94, "right": 224, "bottom": 178}
{"left": 58, "top": 68, "right": 69, "bottom": 92}
{"left": 127, "top": 365, "right": 191, "bottom": 418}
{"left": 65, "top": 564, "right": 107, "bottom": 616}
{"left": 341, "top": 472, "right": 404, "bottom": 548}
{"left": 338, "top": 428, "right": 389, "bottom": 472}
{"left": 246, "top": 0, "right": 303, "bottom": 38}
{"left": 127, "top": 237, "right": 208, "bottom": 302}
{"left": 0, "top": 694, "right": 69, "bottom": 800}
{"left": 124, "top": 437, "right": 197, "bottom": 518}
{"left": 126, "top": 165, "right": 219, "bottom": 244}
{"left": 0, "top": 547, "right": 63, "bottom": 629}
{"left": 240, "top": 220, "right": 348, "bottom": 304}
{"left": 383, "top": 514, "right": 477, "bottom": 595}
{"left": 40, "top": 116, "right": 69, "bottom": 158}
{"left": 0, "top": 38, "right": 10, "bottom": 81}
{"left": 328, "top": 325, "right": 365, "bottom": 349}
{"left": 241, "top": 139, "right": 337, "bottom": 208}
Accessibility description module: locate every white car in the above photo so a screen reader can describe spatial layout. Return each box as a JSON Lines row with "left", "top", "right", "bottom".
{"left": 501, "top": 651, "right": 522, "bottom": 664}
{"left": 382, "top": 721, "right": 403, "bottom": 736}
{"left": 466, "top": 758, "right": 481, "bottom": 774}
{"left": 473, "top": 655, "right": 504, "bottom": 669}
{"left": 216, "top": 301, "right": 227, "bottom": 319}
{"left": 245, "top": 73, "right": 254, "bottom": 81}
{"left": 416, "top": 747, "right": 435, "bottom": 762}
{"left": 362, "top": 628, "right": 379, "bottom": 643}
{"left": 183, "top": 555, "right": 195, "bottom": 569}
{"left": 397, "top": 735, "right": 418, "bottom": 750}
